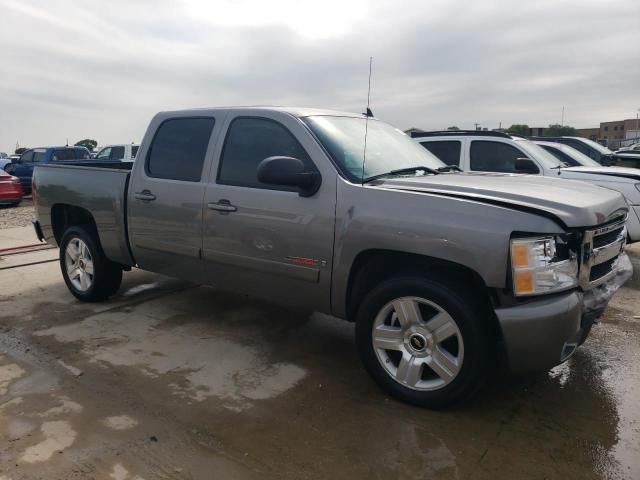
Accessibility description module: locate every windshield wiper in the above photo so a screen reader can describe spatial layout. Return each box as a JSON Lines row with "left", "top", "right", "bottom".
{"left": 550, "top": 162, "right": 570, "bottom": 169}
{"left": 436, "top": 165, "right": 462, "bottom": 172}
{"left": 363, "top": 166, "right": 440, "bottom": 183}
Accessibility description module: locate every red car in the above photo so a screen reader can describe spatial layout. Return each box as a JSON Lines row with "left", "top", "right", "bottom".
{"left": 0, "top": 169, "right": 23, "bottom": 207}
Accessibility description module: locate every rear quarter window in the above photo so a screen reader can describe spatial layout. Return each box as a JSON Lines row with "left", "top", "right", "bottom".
{"left": 52, "top": 149, "right": 89, "bottom": 161}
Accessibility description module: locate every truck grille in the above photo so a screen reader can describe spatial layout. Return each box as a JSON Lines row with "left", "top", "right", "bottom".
{"left": 579, "top": 216, "right": 627, "bottom": 289}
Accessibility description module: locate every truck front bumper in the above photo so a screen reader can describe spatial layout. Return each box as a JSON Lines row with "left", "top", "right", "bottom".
{"left": 495, "top": 253, "right": 633, "bottom": 373}
{"left": 626, "top": 205, "right": 640, "bottom": 243}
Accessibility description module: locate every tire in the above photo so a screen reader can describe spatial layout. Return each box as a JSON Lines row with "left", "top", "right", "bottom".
{"left": 59, "top": 226, "right": 122, "bottom": 302}
{"left": 355, "top": 275, "right": 490, "bottom": 409}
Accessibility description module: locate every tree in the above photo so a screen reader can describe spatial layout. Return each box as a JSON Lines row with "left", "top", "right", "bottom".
{"left": 447, "top": 126, "right": 460, "bottom": 131}
{"left": 15, "top": 147, "right": 28, "bottom": 154}
{"left": 544, "top": 124, "right": 577, "bottom": 136}
{"left": 506, "top": 124, "right": 530, "bottom": 136}
{"left": 74, "top": 139, "right": 98, "bottom": 151}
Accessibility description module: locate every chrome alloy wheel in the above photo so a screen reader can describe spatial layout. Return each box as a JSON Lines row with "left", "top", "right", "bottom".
{"left": 64, "top": 238, "right": 94, "bottom": 292}
{"left": 372, "top": 297, "right": 464, "bottom": 391}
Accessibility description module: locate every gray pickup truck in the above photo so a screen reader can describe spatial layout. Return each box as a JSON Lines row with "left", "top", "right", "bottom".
{"left": 32, "top": 107, "right": 631, "bottom": 408}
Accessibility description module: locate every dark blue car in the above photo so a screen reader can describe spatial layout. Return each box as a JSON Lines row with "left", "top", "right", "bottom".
{"left": 4, "top": 146, "right": 91, "bottom": 194}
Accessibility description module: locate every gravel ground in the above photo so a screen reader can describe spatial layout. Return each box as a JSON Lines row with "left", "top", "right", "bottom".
{"left": 0, "top": 197, "right": 34, "bottom": 229}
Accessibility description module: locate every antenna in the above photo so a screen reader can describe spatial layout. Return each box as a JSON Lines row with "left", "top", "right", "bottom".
{"left": 361, "top": 56, "right": 373, "bottom": 185}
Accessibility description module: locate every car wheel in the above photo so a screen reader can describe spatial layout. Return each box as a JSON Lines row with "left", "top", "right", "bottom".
{"left": 59, "top": 226, "right": 122, "bottom": 302}
{"left": 355, "top": 275, "right": 489, "bottom": 408}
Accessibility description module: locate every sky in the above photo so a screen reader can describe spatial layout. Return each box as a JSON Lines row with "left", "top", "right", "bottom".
{"left": 0, "top": 0, "right": 639, "bottom": 153}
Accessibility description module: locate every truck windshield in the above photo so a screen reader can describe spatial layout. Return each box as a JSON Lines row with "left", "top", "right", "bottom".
{"left": 575, "top": 137, "right": 613, "bottom": 154}
{"left": 303, "top": 116, "right": 445, "bottom": 182}
{"left": 559, "top": 146, "right": 601, "bottom": 166}
{"left": 513, "top": 138, "right": 566, "bottom": 168}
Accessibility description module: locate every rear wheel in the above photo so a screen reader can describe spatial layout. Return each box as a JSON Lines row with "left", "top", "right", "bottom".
{"left": 59, "top": 226, "right": 122, "bottom": 302}
{"left": 355, "top": 276, "right": 489, "bottom": 408}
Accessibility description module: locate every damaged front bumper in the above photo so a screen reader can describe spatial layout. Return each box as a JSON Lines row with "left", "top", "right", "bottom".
{"left": 495, "top": 252, "right": 633, "bottom": 373}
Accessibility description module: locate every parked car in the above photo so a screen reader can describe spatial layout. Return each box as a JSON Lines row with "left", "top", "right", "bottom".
{"left": 4, "top": 146, "right": 112, "bottom": 194}
{"left": 535, "top": 140, "right": 603, "bottom": 167}
{"left": 414, "top": 131, "right": 640, "bottom": 243}
{"left": 33, "top": 107, "right": 630, "bottom": 408}
{"left": 0, "top": 169, "right": 24, "bottom": 206}
{"left": 615, "top": 143, "right": 640, "bottom": 153}
{"left": 0, "top": 155, "right": 11, "bottom": 170}
{"left": 612, "top": 148, "right": 640, "bottom": 166}
{"left": 527, "top": 135, "right": 615, "bottom": 164}
{"left": 527, "top": 135, "right": 640, "bottom": 168}
{"left": 95, "top": 144, "right": 140, "bottom": 162}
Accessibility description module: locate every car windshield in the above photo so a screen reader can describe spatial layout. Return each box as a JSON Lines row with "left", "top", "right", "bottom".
{"left": 575, "top": 137, "right": 613, "bottom": 154}
{"left": 513, "top": 138, "right": 565, "bottom": 168}
{"left": 302, "top": 116, "right": 445, "bottom": 182}
{"left": 558, "top": 145, "right": 601, "bottom": 166}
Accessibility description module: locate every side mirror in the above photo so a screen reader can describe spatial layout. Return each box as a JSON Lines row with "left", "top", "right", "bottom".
{"left": 514, "top": 158, "right": 539, "bottom": 174}
{"left": 257, "top": 156, "right": 321, "bottom": 197}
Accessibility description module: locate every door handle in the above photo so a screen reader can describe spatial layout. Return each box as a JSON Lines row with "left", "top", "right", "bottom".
{"left": 208, "top": 199, "right": 237, "bottom": 213}
{"left": 134, "top": 190, "right": 156, "bottom": 201}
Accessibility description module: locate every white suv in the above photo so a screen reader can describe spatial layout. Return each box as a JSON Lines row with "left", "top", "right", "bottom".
{"left": 413, "top": 130, "right": 640, "bottom": 242}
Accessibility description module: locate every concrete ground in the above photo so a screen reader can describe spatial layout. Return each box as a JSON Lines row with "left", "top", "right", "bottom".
{"left": 0, "top": 224, "right": 639, "bottom": 480}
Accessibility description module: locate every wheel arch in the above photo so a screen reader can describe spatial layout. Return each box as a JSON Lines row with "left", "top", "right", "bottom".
{"left": 51, "top": 204, "right": 104, "bottom": 254}
{"left": 344, "top": 249, "right": 503, "bottom": 340}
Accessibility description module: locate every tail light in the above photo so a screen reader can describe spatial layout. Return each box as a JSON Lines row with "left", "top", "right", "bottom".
{"left": 31, "top": 176, "right": 36, "bottom": 202}
{"left": 0, "top": 175, "right": 20, "bottom": 184}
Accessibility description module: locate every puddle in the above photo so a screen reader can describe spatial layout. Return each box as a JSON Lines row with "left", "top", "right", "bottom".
{"left": 7, "top": 417, "right": 37, "bottom": 438}
{"left": 35, "top": 309, "right": 306, "bottom": 409}
{"left": 38, "top": 396, "right": 83, "bottom": 418}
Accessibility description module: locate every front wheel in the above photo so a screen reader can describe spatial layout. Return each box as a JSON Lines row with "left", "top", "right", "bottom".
{"left": 355, "top": 276, "right": 490, "bottom": 408}
{"left": 59, "top": 226, "right": 122, "bottom": 302}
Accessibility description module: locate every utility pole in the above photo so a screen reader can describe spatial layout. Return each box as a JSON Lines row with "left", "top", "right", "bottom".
{"left": 474, "top": 123, "right": 480, "bottom": 131}
{"left": 561, "top": 106, "right": 564, "bottom": 126}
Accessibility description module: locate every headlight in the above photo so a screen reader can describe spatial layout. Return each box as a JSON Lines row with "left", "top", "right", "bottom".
{"left": 510, "top": 236, "right": 578, "bottom": 296}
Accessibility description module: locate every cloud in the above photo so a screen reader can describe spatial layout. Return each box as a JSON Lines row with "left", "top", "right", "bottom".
{"left": 0, "top": 0, "right": 638, "bottom": 152}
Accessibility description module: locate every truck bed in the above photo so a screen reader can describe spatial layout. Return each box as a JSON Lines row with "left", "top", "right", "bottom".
{"left": 33, "top": 163, "right": 135, "bottom": 266}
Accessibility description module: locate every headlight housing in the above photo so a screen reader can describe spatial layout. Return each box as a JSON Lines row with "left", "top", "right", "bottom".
{"left": 510, "top": 236, "right": 578, "bottom": 296}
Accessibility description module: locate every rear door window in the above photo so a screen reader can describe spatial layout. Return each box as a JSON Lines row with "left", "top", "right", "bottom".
{"left": 146, "top": 117, "right": 215, "bottom": 182}
{"left": 110, "top": 146, "right": 125, "bottom": 160}
{"left": 470, "top": 141, "right": 537, "bottom": 173}
{"left": 420, "top": 141, "right": 461, "bottom": 166}
{"left": 217, "top": 117, "right": 314, "bottom": 190}
{"left": 32, "top": 151, "right": 46, "bottom": 163}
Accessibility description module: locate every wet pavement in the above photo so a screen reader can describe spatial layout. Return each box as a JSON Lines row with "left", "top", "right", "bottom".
{"left": 0, "top": 227, "right": 638, "bottom": 480}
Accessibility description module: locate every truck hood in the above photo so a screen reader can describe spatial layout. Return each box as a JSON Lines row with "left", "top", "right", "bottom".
{"left": 374, "top": 173, "right": 627, "bottom": 228}
{"left": 562, "top": 166, "right": 640, "bottom": 181}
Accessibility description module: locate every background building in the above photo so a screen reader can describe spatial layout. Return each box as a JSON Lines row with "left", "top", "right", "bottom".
{"left": 576, "top": 118, "right": 640, "bottom": 147}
